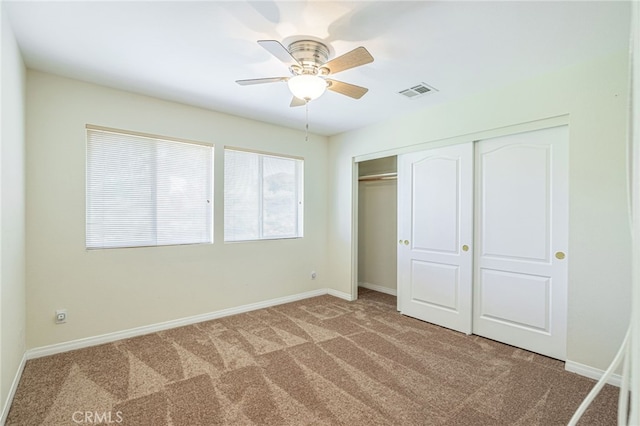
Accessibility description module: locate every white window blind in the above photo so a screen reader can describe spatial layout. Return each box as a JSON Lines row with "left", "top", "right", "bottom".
{"left": 86, "top": 127, "right": 213, "bottom": 249}
{"left": 224, "top": 149, "right": 303, "bottom": 242}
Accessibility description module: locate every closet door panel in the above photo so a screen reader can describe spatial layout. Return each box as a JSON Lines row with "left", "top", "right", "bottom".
{"left": 412, "top": 157, "right": 459, "bottom": 253}
{"left": 411, "top": 260, "right": 459, "bottom": 310}
{"left": 481, "top": 145, "right": 550, "bottom": 262}
{"left": 474, "top": 126, "right": 568, "bottom": 360}
{"left": 478, "top": 268, "right": 550, "bottom": 332}
{"left": 398, "top": 142, "right": 473, "bottom": 334}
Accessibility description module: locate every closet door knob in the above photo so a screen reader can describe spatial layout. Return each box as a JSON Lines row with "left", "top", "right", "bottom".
{"left": 462, "top": 245, "right": 469, "bottom": 252}
{"left": 555, "top": 251, "right": 566, "bottom": 260}
{"left": 404, "top": 240, "right": 410, "bottom": 245}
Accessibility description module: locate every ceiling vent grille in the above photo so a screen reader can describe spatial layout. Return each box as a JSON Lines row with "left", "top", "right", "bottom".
{"left": 398, "top": 82, "right": 438, "bottom": 99}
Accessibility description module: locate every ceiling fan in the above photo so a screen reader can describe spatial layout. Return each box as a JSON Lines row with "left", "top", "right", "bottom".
{"left": 236, "top": 39, "right": 374, "bottom": 107}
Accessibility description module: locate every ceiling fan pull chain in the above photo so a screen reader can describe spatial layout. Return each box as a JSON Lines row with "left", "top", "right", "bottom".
{"left": 305, "top": 100, "right": 309, "bottom": 142}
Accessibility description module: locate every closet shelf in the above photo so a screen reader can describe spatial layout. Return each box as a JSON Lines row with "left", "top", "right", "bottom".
{"left": 358, "top": 172, "right": 397, "bottom": 182}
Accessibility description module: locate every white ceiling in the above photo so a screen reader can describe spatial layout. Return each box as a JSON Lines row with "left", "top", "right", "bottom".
{"left": 5, "top": 1, "right": 631, "bottom": 136}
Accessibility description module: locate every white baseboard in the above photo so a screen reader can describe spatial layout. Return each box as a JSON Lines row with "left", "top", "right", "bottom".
{"left": 565, "top": 360, "right": 622, "bottom": 387}
{"left": 358, "top": 282, "right": 397, "bottom": 296}
{"left": 1, "top": 352, "right": 27, "bottom": 425}
{"left": 327, "top": 288, "right": 354, "bottom": 301}
{"left": 26, "top": 289, "right": 329, "bottom": 360}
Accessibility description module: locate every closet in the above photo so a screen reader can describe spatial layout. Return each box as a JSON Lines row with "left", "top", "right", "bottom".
{"left": 397, "top": 126, "right": 568, "bottom": 360}
{"left": 357, "top": 157, "right": 398, "bottom": 297}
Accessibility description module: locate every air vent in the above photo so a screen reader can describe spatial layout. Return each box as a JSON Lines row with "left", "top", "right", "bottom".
{"left": 398, "top": 82, "right": 438, "bottom": 99}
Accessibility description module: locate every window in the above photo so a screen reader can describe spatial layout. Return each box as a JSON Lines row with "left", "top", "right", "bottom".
{"left": 86, "top": 126, "right": 213, "bottom": 249}
{"left": 224, "top": 148, "right": 303, "bottom": 242}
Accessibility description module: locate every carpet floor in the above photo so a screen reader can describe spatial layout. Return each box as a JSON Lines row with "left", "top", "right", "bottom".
{"left": 7, "top": 289, "right": 618, "bottom": 425}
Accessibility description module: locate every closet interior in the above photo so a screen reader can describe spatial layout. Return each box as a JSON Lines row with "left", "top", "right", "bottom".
{"left": 357, "top": 156, "right": 398, "bottom": 299}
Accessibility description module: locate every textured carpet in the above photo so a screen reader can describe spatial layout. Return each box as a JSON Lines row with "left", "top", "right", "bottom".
{"left": 7, "top": 289, "right": 618, "bottom": 425}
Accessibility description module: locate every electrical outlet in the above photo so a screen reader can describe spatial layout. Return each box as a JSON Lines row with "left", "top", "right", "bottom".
{"left": 55, "top": 309, "right": 67, "bottom": 324}
{"left": 311, "top": 271, "right": 317, "bottom": 280}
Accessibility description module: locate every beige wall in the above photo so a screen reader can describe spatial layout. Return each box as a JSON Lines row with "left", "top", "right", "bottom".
{"left": 1, "top": 6, "right": 27, "bottom": 417}
{"left": 26, "top": 71, "right": 329, "bottom": 349}
{"left": 328, "top": 51, "right": 632, "bottom": 371}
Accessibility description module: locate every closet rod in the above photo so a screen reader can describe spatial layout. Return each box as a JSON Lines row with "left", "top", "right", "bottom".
{"left": 358, "top": 172, "right": 397, "bottom": 182}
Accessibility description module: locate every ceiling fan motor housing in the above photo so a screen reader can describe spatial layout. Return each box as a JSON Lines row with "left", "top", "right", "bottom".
{"left": 287, "top": 40, "right": 330, "bottom": 76}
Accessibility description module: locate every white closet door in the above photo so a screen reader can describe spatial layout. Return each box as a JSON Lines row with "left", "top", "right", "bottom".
{"left": 474, "top": 126, "right": 568, "bottom": 360}
{"left": 398, "top": 143, "right": 473, "bottom": 334}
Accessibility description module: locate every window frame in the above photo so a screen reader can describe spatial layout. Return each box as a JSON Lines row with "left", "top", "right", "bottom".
{"left": 85, "top": 125, "right": 214, "bottom": 250}
{"left": 223, "top": 146, "right": 304, "bottom": 243}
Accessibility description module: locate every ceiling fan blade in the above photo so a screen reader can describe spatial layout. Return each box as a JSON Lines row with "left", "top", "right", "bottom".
{"left": 258, "top": 40, "right": 301, "bottom": 67}
{"left": 290, "top": 97, "right": 306, "bottom": 107}
{"left": 326, "top": 79, "right": 369, "bottom": 99}
{"left": 236, "top": 77, "right": 288, "bottom": 86}
{"left": 321, "top": 47, "right": 373, "bottom": 75}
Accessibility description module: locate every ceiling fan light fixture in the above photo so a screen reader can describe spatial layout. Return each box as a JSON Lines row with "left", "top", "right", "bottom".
{"left": 287, "top": 75, "right": 327, "bottom": 101}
